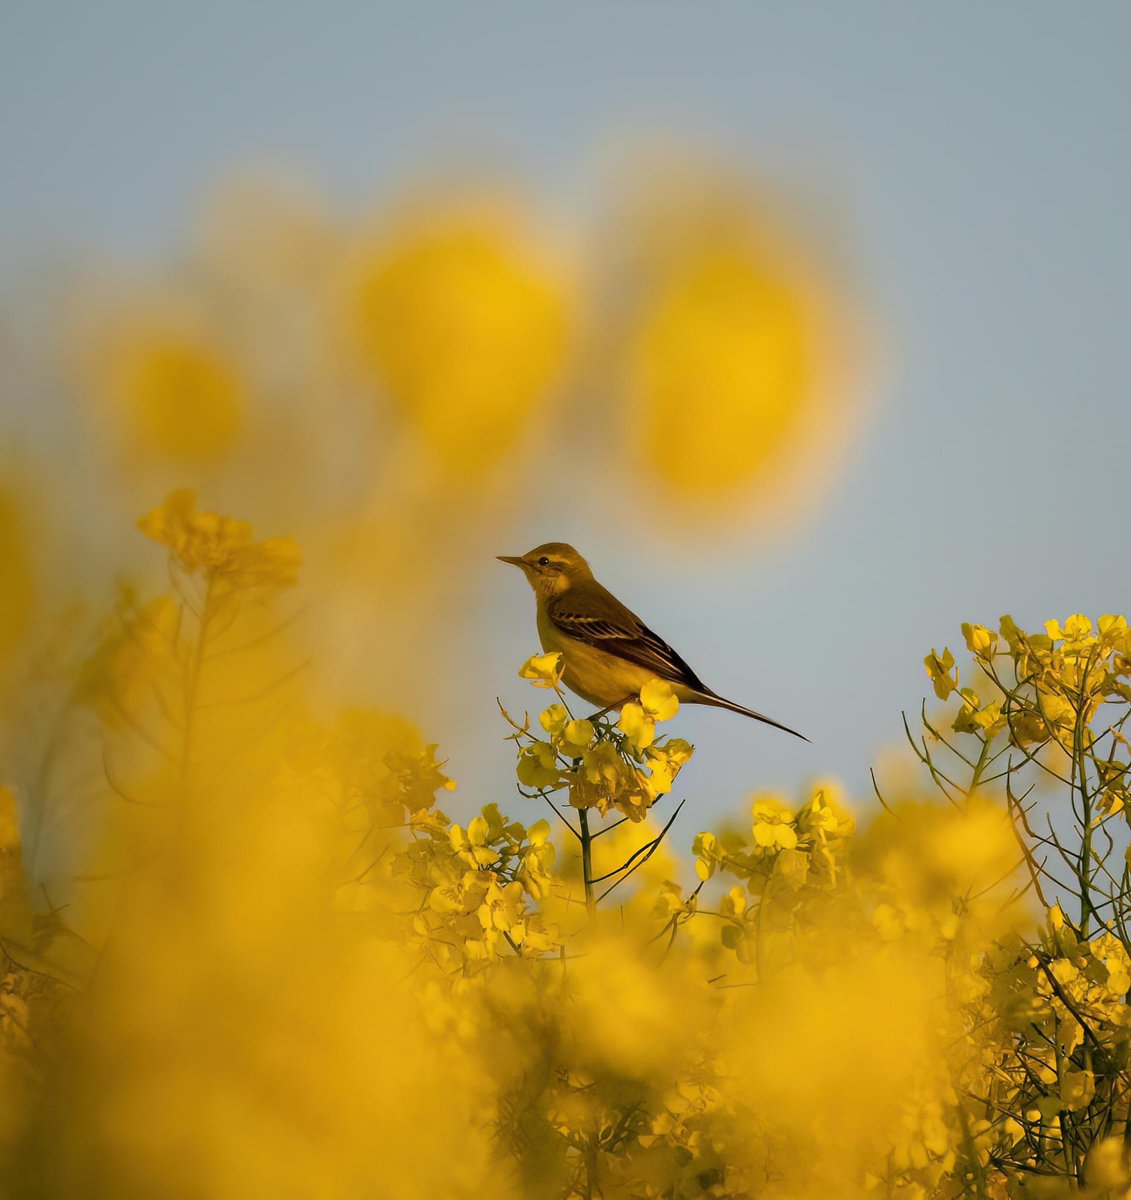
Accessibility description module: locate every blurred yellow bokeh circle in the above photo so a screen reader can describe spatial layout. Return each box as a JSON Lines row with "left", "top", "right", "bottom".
{"left": 105, "top": 332, "right": 246, "bottom": 463}
{"left": 347, "top": 203, "right": 573, "bottom": 476}
{"left": 626, "top": 242, "right": 824, "bottom": 498}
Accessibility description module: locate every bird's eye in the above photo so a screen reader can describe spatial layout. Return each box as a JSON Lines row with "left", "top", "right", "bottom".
{"left": 537, "top": 556, "right": 550, "bottom": 566}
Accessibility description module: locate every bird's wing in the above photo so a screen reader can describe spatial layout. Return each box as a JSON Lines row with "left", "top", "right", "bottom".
{"left": 547, "top": 583, "right": 708, "bottom": 692}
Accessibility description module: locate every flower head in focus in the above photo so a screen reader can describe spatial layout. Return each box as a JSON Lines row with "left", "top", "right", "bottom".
{"left": 510, "top": 668, "right": 692, "bottom": 824}
{"left": 518, "top": 652, "right": 564, "bottom": 690}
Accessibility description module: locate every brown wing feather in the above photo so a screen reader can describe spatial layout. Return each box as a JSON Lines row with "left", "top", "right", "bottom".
{"left": 547, "top": 583, "right": 708, "bottom": 692}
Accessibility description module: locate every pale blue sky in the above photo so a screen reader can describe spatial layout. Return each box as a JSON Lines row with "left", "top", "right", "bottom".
{"left": 3, "top": 4, "right": 1129, "bottom": 826}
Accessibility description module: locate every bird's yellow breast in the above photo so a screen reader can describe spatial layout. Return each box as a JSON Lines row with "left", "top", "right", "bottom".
{"left": 536, "top": 603, "right": 691, "bottom": 710}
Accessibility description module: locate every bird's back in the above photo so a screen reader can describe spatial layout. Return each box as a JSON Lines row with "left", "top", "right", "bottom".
{"left": 546, "top": 578, "right": 709, "bottom": 695}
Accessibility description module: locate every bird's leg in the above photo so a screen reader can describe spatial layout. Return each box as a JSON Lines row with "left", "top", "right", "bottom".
{"left": 586, "top": 695, "right": 636, "bottom": 722}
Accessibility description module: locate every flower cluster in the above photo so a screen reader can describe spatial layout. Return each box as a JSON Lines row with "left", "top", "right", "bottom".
{"left": 904, "top": 614, "right": 1131, "bottom": 1187}
{"left": 8, "top": 488, "right": 1131, "bottom": 1199}
{"left": 509, "top": 656, "right": 694, "bottom": 823}
{"left": 138, "top": 489, "right": 301, "bottom": 595}
{"left": 682, "top": 784, "right": 856, "bottom": 969}
{"left": 925, "top": 612, "right": 1131, "bottom": 809}
{"left": 693, "top": 783, "right": 855, "bottom": 894}
{"left": 410, "top": 803, "right": 558, "bottom": 963}
{"left": 286, "top": 711, "right": 559, "bottom": 969}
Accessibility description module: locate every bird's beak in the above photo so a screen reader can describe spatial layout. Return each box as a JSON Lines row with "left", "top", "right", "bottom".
{"left": 497, "top": 555, "right": 526, "bottom": 568}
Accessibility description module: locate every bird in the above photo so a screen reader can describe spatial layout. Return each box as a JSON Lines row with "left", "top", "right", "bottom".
{"left": 498, "top": 542, "right": 807, "bottom": 741}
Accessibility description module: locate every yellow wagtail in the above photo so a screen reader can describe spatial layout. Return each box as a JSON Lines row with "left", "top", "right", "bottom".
{"left": 499, "top": 542, "right": 807, "bottom": 741}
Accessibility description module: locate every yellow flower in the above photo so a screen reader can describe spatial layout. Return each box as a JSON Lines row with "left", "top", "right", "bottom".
{"left": 643, "top": 738, "right": 694, "bottom": 797}
{"left": 1098, "top": 614, "right": 1128, "bottom": 646}
{"left": 619, "top": 687, "right": 682, "bottom": 760}
{"left": 952, "top": 689, "right": 1005, "bottom": 738}
{"left": 0, "top": 489, "right": 35, "bottom": 668}
{"left": 639, "top": 678, "right": 680, "bottom": 721}
{"left": 526, "top": 818, "right": 552, "bottom": 847}
{"left": 719, "top": 886, "right": 746, "bottom": 918}
{"left": 692, "top": 830, "right": 720, "bottom": 881}
{"left": 538, "top": 703, "right": 570, "bottom": 738}
{"left": 450, "top": 819, "right": 497, "bottom": 868}
{"left": 972, "top": 701, "right": 1006, "bottom": 737}
{"left": 774, "top": 846, "right": 810, "bottom": 890}
{"left": 961, "top": 623, "right": 997, "bottom": 659}
{"left": 101, "top": 328, "right": 246, "bottom": 463}
{"left": 516, "top": 741, "right": 561, "bottom": 790}
{"left": 137, "top": 490, "right": 301, "bottom": 593}
{"left": 629, "top": 250, "right": 805, "bottom": 490}
{"left": 518, "top": 652, "right": 564, "bottom": 689}
{"left": 569, "top": 743, "right": 652, "bottom": 821}
{"left": 559, "top": 719, "right": 595, "bottom": 758}
{"left": 1035, "top": 689, "right": 1074, "bottom": 729}
{"left": 1060, "top": 1069, "right": 1096, "bottom": 1113}
{"left": 752, "top": 796, "right": 798, "bottom": 849}
{"left": 345, "top": 199, "right": 572, "bottom": 477}
{"left": 619, "top": 175, "right": 850, "bottom": 516}
{"left": 570, "top": 742, "right": 622, "bottom": 805}
{"left": 924, "top": 648, "right": 958, "bottom": 700}
{"left": 617, "top": 701, "right": 655, "bottom": 756}
{"left": 797, "top": 786, "right": 855, "bottom": 847}
{"left": 478, "top": 879, "right": 526, "bottom": 935}
{"left": 1012, "top": 709, "right": 1050, "bottom": 747}
{"left": 1046, "top": 614, "right": 1094, "bottom": 643}
{"left": 1085, "top": 1138, "right": 1131, "bottom": 1191}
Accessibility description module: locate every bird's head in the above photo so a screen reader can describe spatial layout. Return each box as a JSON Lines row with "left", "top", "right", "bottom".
{"left": 497, "top": 542, "right": 594, "bottom": 598}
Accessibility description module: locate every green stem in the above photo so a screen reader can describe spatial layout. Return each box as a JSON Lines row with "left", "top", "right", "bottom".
{"left": 955, "top": 1099, "right": 990, "bottom": 1200}
{"left": 579, "top": 807, "right": 595, "bottom": 915}
{"left": 583, "top": 1129, "right": 599, "bottom": 1198}
{"left": 1073, "top": 655, "right": 1097, "bottom": 937}
{"left": 180, "top": 570, "right": 214, "bottom": 792}
{"left": 969, "top": 733, "right": 993, "bottom": 793}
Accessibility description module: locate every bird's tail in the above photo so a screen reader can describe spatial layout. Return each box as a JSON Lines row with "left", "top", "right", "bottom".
{"left": 693, "top": 689, "right": 809, "bottom": 742}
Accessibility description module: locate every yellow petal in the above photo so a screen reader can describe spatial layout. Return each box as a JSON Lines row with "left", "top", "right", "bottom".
{"left": 640, "top": 678, "right": 680, "bottom": 721}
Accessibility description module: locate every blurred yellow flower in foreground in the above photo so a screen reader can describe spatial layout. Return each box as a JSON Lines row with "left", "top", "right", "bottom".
{"left": 346, "top": 200, "right": 573, "bottom": 476}
{"left": 138, "top": 489, "right": 301, "bottom": 593}
{"left": 627, "top": 246, "right": 816, "bottom": 495}
{"left": 1, "top": 478, "right": 1128, "bottom": 1197}
{"left": 606, "top": 162, "right": 866, "bottom": 527}
{"left": 100, "top": 328, "right": 246, "bottom": 463}
{"left": 0, "top": 490, "right": 34, "bottom": 668}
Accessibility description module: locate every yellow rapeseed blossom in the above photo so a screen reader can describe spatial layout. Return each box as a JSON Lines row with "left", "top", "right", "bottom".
{"left": 608, "top": 165, "right": 864, "bottom": 528}
{"left": 517, "top": 651, "right": 564, "bottom": 689}
{"left": 642, "top": 737, "right": 693, "bottom": 797}
{"left": 924, "top": 646, "right": 958, "bottom": 699}
{"left": 751, "top": 794, "right": 799, "bottom": 849}
{"left": 618, "top": 679, "right": 680, "bottom": 756}
{"left": 6, "top": 440, "right": 1131, "bottom": 1198}
{"left": 0, "top": 490, "right": 35, "bottom": 669}
{"left": 345, "top": 200, "right": 572, "bottom": 476}
{"left": 509, "top": 667, "right": 693, "bottom": 823}
{"left": 627, "top": 246, "right": 815, "bottom": 497}
{"left": 138, "top": 489, "right": 301, "bottom": 594}
{"left": 961, "top": 622, "right": 998, "bottom": 658}
{"left": 99, "top": 327, "right": 246, "bottom": 463}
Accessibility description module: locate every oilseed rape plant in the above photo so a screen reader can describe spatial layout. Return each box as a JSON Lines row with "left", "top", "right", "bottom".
{"left": 0, "top": 170, "right": 1127, "bottom": 1197}
{"left": 3, "top": 485, "right": 1131, "bottom": 1196}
